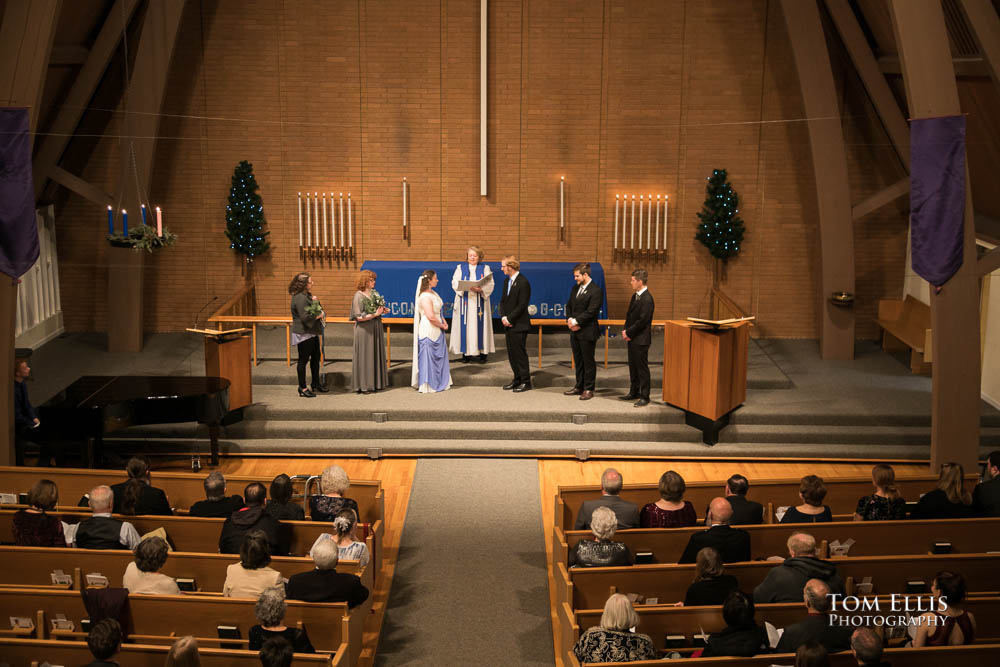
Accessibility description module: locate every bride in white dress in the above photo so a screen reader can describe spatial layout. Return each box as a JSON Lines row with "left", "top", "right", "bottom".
{"left": 411, "top": 270, "right": 453, "bottom": 393}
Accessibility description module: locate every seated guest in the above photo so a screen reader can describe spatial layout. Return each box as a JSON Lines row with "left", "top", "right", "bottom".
{"left": 569, "top": 506, "right": 634, "bottom": 567}
{"left": 189, "top": 472, "right": 244, "bottom": 518}
{"left": 913, "top": 570, "right": 976, "bottom": 646}
{"left": 679, "top": 498, "right": 751, "bottom": 564}
{"left": 223, "top": 530, "right": 284, "bottom": 598}
{"left": 308, "top": 509, "right": 371, "bottom": 568}
{"left": 259, "top": 637, "right": 294, "bottom": 667}
{"left": 851, "top": 627, "right": 888, "bottom": 667}
{"left": 854, "top": 464, "right": 906, "bottom": 521}
{"left": 310, "top": 464, "right": 360, "bottom": 522}
{"left": 70, "top": 485, "right": 140, "bottom": 550}
{"left": 780, "top": 475, "right": 833, "bottom": 524}
{"left": 83, "top": 618, "right": 122, "bottom": 667}
{"left": 705, "top": 474, "right": 763, "bottom": 526}
{"left": 266, "top": 474, "right": 306, "bottom": 521}
{"left": 795, "top": 641, "right": 831, "bottom": 667}
{"left": 974, "top": 450, "right": 1000, "bottom": 517}
{"left": 574, "top": 468, "right": 640, "bottom": 530}
{"left": 684, "top": 547, "right": 739, "bottom": 606}
{"left": 285, "top": 538, "right": 370, "bottom": 608}
{"left": 572, "top": 593, "right": 658, "bottom": 663}
{"left": 754, "top": 532, "right": 843, "bottom": 603}
{"left": 164, "top": 636, "right": 201, "bottom": 667}
{"left": 910, "top": 462, "right": 975, "bottom": 519}
{"left": 219, "top": 482, "right": 286, "bottom": 555}
{"left": 775, "top": 579, "right": 852, "bottom": 654}
{"left": 249, "top": 586, "right": 315, "bottom": 653}
{"left": 701, "top": 590, "right": 769, "bottom": 657}
{"left": 12, "top": 478, "right": 64, "bottom": 546}
{"left": 641, "top": 470, "right": 697, "bottom": 528}
{"left": 76, "top": 457, "right": 172, "bottom": 516}
{"left": 123, "top": 536, "right": 180, "bottom": 595}
{"left": 973, "top": 451, "right": 1000, "bottom": 516}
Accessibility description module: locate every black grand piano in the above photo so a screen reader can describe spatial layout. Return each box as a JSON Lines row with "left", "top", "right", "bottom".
{"left": 39, "top": 376, "right": 230, "bottom": 467}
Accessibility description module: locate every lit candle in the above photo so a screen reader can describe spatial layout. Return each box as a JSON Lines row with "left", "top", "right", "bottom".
{"left": 156, "top": 206, "right": 162, "bottom": 237}
{"left": 638, "top": 196, "right": 643, "bottom": 250}
{"left": 630, "top": 195, "right": 635, "bottom": 249}
{"left": 613, "top": 195, "right": 619, "bottom": 251}
{"left": 141, "top": 204, "right": 147, "bottom": 226}
{"left": 663, "top": 195, "right": 669, "bottom": 249}
{"left": 402, "top": 178, "right": 407, "bottom": 235}
{"left": 298, "top": 192, "right": 303, "bottom": 248}
{"left": 347, "top": 193, "right": 353, "bottom": 249}
{"left": 322, "top": 193, "right": 328, "bottom": 248}
{"left": 107, "top": 205, "right": 113, "bottom": 236}
{"left": 122, "top": 209, "right": 128, "bottom": 237}
{"left": 654, "top": 195, "right": 660, "bottom": 250}
{"left": 560, "top": 177, "right": 565, "bottom": 229}
{"left": 305, "top": 193, "right": 311, "bottom": 247}
{"left": 647, "top": 194, "right": 652, "bottom": 250}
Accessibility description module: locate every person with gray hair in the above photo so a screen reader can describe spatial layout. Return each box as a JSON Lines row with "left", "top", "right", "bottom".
{"left": 308, "top": 509, "right": 371, "bottom": 568}
{"left": 572, "top": 593, "right": 657, "bottom": 662}
{"left": 189, "top": 471, "right": 244, "bottom": 518}
{"left": 248, "top": 586, "right": 314, "bottom": 653}
{"left": 123, "top": 536, "right": 180, "bottom": 594}
{"left": 850, "top": 627, "right": 888, "bottom": 667}
{"left": 753, "top": 532, "right": 843, "bottom": 603}
{"left": 573, "top": 468, "right": 640, "bottom": 530}
{"left": 569, "top": 506, "right": 634, "bottom": 568}
{"left": 775, "top": 579, "right": 852, "bottom": 654}
{"left": 285, "top": 537, "right": 370, "bottom": 607}
{"left": 68, "top": 485, "right": 140, "bottom": 550}
{"left": 309, "top": 465, "right": 359, "bottom": 522}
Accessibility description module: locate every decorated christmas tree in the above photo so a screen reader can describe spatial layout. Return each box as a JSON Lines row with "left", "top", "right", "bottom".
{"left": 695, "top": 168, "right": 744, "bottom": 261}
{"left": 225, "top": 160, "right": 270, "bottom": 262}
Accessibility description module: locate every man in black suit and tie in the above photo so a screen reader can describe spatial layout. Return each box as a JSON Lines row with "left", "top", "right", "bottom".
{"left": 621, "top": 269, "right": 655, "bottom": 407}
{"left": 499, "top": 255, "right": 532, "bottom": 392}
{"left": 564, "top": 263, "right": 603, "bottom": 401}
{"left": 678, "top": 497, "right": 751, "bottom": 564}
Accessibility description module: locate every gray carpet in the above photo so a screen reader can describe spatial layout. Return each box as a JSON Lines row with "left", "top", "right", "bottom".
{"left": 375, "top": 459, "right": 554, "bottom": 666}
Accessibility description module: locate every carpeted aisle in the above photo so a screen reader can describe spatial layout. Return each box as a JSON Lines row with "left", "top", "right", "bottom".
{"left": 375, "top": 459, "right": 554, "bottom": 666}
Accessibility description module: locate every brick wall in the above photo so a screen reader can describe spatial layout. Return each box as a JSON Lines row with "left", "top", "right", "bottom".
{"left": 55, "top": 0, "right": 907, "bottom": 338}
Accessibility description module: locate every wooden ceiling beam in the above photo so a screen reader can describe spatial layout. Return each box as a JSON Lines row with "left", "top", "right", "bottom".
{"left": 48, "top": 165, "right": 113, "bottom": 208}
{"left": 852, "top": 177, "right": 910, "bottom": 221}
{"left": 0, "top": 0, "right": 62, "bottom": 135}
{"left": 957, "top": 0, "right": 1000, "bottom": 91}
{"left": 979, "top": 246, "right": 1000, "bottom": 276}
{"left": 49, "top": 44, "right": 89, "bottom": 66}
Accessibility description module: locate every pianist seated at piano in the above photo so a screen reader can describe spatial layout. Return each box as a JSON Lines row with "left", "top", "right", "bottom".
{"left": 65, "top": 485, "right": 141, "bottom": 551}
{"left": 77, "top": 457, "right": 172, "bottom": 516}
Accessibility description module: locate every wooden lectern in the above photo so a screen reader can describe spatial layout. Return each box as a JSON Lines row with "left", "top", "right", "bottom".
{"left": 663, "top": 319, "right": 750, "bottom": 444}
{"left": 188, "top": 328, "right": 253, "bottom": 411}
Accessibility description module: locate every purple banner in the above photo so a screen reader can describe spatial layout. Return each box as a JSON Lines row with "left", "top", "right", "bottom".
{"left": 0, "top": 108, "right": 39, "bottom": 279}
{"left": 909, "top": 115, "right": 966, "bottom": 287}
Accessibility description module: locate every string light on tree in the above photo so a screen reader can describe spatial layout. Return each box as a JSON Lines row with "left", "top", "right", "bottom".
{"left": 695, "top": 168, "right": 744, "bottom": 261}
{"left": 225, "top": 160, "right": 271, "bottom": 263}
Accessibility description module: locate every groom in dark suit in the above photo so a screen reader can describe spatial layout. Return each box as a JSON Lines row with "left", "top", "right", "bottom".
{"left": 564, "top": 263, "right": 603, "bottom": 401}
{"left": 621, "top": 268, "right": 655, "bottom": 407}
{"left": 499, "top": 255, "right": 532, "bottom": 392}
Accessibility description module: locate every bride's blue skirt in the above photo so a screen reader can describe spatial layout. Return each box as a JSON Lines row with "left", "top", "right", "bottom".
{"left": 417, "top": 334, "right": 451, "bottom": 392}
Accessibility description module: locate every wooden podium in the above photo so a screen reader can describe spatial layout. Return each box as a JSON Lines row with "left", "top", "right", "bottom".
{"left": 188, "top": 328, "right": 253, "bottom": 411}
{"left": 663, "top": 319, "right": 750, "bottom": 444}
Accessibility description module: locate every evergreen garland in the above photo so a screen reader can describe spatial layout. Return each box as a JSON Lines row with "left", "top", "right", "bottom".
{"left": 225, "top": 160, "right": 270, "bottom": 261}
{"left": 695, "top": 168, "right": 744, "bottom": 261}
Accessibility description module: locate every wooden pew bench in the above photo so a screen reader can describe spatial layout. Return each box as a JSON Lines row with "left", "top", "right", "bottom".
{"left": 878, "top": 295, "right": 932, "bottom": 374}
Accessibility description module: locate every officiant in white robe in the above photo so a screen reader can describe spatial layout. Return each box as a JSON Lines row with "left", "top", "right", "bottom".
{"left": 449, "top": 245, "right": 496, "bottom": 363}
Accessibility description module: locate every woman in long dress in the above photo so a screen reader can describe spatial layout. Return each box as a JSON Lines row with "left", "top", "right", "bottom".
{"left": 349, "top": 270, "right": 389, "bottom": 394}
{"left": 411, "top": 270, "right": 452, "bottom": 393}
{"left": 449, "top": 245, "right": 495, "bottom": 363}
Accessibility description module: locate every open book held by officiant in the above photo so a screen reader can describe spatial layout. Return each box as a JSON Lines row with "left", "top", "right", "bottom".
{"left": 456, "top": 273, "right": 493, "bottom": 292}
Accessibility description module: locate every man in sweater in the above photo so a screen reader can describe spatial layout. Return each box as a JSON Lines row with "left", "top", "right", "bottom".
{"left": 70, "top": 485, "right": 140, "bottom": 550}
{"left": 190, "top": 471, "right": 245, "bottom": 517}
{"left": 285, "top": 538, "right": 369, "bottom": 608}
{"left": 219, "top": 482, "right": 286, "bottom": 555}
{"left": 704, "top": 474, "right": 764, "bottom": 526}
{"left": 775, "top": 579, "right": 852, "bottom": 654}
{"left": 753, "top": 532, "right": 844, "bottom": 603}
{"left": 573, "top": 468, "right": 640, "bottom": 530}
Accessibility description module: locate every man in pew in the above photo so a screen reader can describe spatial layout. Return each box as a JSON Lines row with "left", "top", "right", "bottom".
{"left": 190, "top": 471, "right": 245, "bottom": 518}
{"left": 66, "top": 485, "right": 141, "bottom": 550}
{"left": 220, "top": 482, "right": 287, "bottom": 556}
{"left": 574, "top": 468, "right": 640, "bottom": 530}
{"left": 285, "top": 538, "right": 369, "bottom": 608}
{"left": 260, "top": 637, "right": 294, "bottom": 667}
{"left": 851, "top": 627, "right": 889, "bottom": 667}
{"left": 973, "top": 450, "right": 1000, "bottom": 517}
{"left": 775, "top": 579, "right": 852, "bottom": 654}
{"left": 83, "top": 618, "right": 122, "bottom": 667}
{"left": 679, "top": 497, "right": 751, "bottom": 563}
{"left": 704, "top": 474, "right": 764, "bottom": 526}
{"left": 753, "top": 532, "right": 843, "bottom": 604}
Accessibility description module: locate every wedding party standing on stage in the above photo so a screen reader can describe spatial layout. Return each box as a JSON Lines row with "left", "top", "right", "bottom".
{"left": 499, "top": 255, "right": 532, "bottom": 393}
{"left": 565, "top": 263, "right": 603, "bottom": 401}
{"left": 412, "top": 270, "right": 453, "bottom": 393}
{"left": 450, "top": 245, "right": 495, "bottom": 364}
{"left": 349, "top": 270, "right": 389, "bottom": 395}
{"left": 621, "top": 269, "right": 655, "bottom": 407}
{"left": 289, "top": 272, "right": 328, "bottom": 398}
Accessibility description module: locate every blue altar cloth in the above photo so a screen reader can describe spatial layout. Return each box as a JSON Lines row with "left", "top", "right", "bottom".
{"left": 359, "top": 261, "right": 608, "bottom": 320}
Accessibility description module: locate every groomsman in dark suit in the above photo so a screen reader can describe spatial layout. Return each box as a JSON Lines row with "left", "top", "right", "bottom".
{"left": 621, "top": 268, "right": 655, "bottom": 407}
{"left": 564, "top": 263, "right": 603, "bottom": 401}
{"left": 499, "top": 255, "right": 532, "bottom": 392}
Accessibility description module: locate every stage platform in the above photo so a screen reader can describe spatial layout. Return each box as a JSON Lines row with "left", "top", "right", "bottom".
{"left": 23, "top": 329, "right": 1000, "bottom": 461}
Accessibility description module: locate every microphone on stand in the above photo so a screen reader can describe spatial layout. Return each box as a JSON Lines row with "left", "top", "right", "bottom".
{"left": 194, "top": 296, "right": 219, "bottom": 330}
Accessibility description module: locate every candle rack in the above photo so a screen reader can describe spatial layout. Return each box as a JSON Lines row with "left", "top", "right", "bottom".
{"left": 612, "top": 192, "right": 669, "bottom": 263}
{"left": 297, "top": 191, "right": 356, "bottom": 262}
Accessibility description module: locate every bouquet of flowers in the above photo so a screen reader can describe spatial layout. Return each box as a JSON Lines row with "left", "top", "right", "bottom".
{"left": 305, "top": 299, "right": 324, "bottom": 318}
{"left": 361, "top": 289, "right": 386, "bottom": 315}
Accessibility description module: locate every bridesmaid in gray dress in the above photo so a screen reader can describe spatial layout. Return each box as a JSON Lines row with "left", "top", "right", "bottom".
{"left": 350, "top": 270, "right": 389, "bottom": 394}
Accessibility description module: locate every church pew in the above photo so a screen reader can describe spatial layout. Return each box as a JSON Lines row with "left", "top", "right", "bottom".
{"left": 555, "top": 474, "right": 979, "bottom": 530}
{"left": 0, "top": 587, "right": 368, "bottom": 666}
{"left": 0, "top": 546, "right": 372, "bottom": 595}
{"left": 0, "top": 638, "right": 340, "bottom": 666}
{"left": 554, "top": 552, "right": 1000, "bottom": 611}
{"left": 553, "top": 517, "right": 1000, "bottom": 568}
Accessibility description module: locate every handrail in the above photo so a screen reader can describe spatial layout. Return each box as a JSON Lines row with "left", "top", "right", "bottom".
{"left": 208, "top": 281, "right": 256, "bottom": 322}
{"left": 711, "top": 285, "right": 752, "bottom": 322}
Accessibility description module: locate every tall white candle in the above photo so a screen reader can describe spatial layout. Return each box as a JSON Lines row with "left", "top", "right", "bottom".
{"left": 654, "top": 195, "right": 660, "bottom": 250}
{"left": 647, "top": 194, "right": 652, "bottom": 249}
{"left": 560, "top": 177, "right": 565, "bottom": 229}
{"left": 403, "top": 178, "right": 407, "bottom": 234}
{"left": 155, "top": 207, "right": 162, "bottom": 237}
{"left": 347, "top": 194, "right": 353, "bottom": 249}
{"left": 314, "top": 193, "right": 319, "bottom": 248}
{"left": 305, "top": 192, "right": 311, "bottom": 247}
{"left": 613, "top": 194, "right": 619, "bottom": 251}
{"left": 663, "top": 195, "right": 669, "bottom": 249}
{"left": 630, "top": 195, "right": 635, "bottom": 249}
{"left": 298, "top": 193, "right": 303, "bottom": 247}
{"left": 322, "top": 193, "right": 328, "bottom": 248}
{"left": 638, "top": 196, "right": 643, "bottom": 250}
{"left": 339, "top": 193, "right": 345, "bottom": 248}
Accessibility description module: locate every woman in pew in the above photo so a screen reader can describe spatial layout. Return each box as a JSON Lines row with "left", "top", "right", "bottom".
{"left": 569, "top": 506, "right": 634, "bottom": 567}
{"left": 164, "top": 636, "right": 201, "bottom": 667}
{"left": 309, "top": 464, "right": 359, "bottom": 522}
{"left": 912, "top": 571, "right": 977, "bottom": 647}
{"left": 123, "top": 536, "right": 180, "bottom": 595}
{"left": 700, "top": 590, "right": 769, "bottom": 657}
{"left": 640, "top": 470, "right": 697, "bottom": 528}
{"left": 249, "top": 586, "right": 315, "bottom": 653}
{"left": 795, "top": 641, "right": 830, "bottom": 667}
{"left": 854, "top": 464, "right": 907, "bottom": 521}
{"left": 779, "top": 475, "right": 833, "bottom": 524}
{"left": 12, "top": 478, "right": 64, "bottom": 547}
{"left": 573, "top": 593, "right": 658, "bottom": 663}
{"left": 910, "top": 462, "right": 976, "bottom": 520}
{"left": 308, "top": 509, "right": 370, "bottom": 568}
{"left": 683, "top": 547, "right": 738, "bottom": 606}
{"left": 265, "top": 474, "right": 305, "bottom": 521}
{"left": 223, "top": 530, "right": 284, "bottom": 598}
